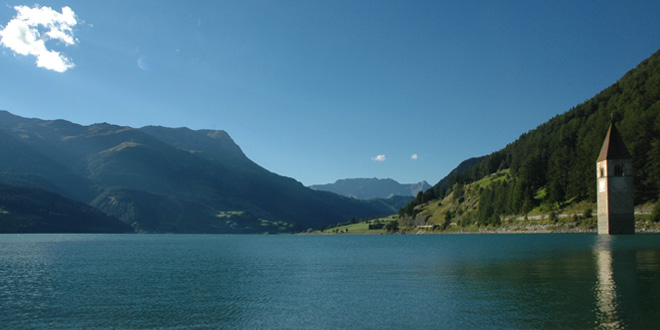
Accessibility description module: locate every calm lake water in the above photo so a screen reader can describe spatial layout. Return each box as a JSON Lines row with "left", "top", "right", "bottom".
{"left": 1, "top": 234, "right": 659, "bottom": 329}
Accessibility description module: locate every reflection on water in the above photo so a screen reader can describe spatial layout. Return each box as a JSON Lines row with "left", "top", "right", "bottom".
{"left": 594, "top": 236, "right": 623, "bottom": 329}
{"left": 2, "top": 234, "right": 660, "bottom": 329}
{"left": 592, "top": 235, "right": 660, "bottom": 330}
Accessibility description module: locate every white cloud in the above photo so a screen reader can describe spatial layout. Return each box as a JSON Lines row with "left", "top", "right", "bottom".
{"left": 0, "top": 5, "right": 78, "bottom": 72}
{"left": 411, "top": 154, "right": 418, "bottom": 160}
{"left": 372, "top": 154, "right": 386, "bottom": 162}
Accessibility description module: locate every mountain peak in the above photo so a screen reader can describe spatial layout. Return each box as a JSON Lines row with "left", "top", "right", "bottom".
{"left": 139, "top": 125, "right": 251, "bottom": 167}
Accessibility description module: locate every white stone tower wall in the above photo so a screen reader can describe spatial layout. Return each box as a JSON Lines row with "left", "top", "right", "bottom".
{"left": 597, "top": 159, "right": 634, "bottom": 234}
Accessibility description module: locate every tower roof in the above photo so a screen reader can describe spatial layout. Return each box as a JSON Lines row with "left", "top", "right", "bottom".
{"left": 597, "top": 122, "right": 632, "bottom": 161}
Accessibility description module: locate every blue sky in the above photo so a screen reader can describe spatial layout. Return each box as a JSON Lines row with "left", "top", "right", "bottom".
{"left": 1, "top": 1, "right": 660, "bottom": 186}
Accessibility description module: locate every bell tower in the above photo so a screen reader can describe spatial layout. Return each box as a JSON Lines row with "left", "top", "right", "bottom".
{"left": 596, "top": 121, "right": 634, "bottom": 235}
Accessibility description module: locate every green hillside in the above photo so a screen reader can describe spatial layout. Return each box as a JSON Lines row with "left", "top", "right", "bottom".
{"left": 401, "top": 46, "right": 660, "bottom": 227}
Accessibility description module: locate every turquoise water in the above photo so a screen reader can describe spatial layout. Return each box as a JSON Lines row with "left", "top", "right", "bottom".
{"left": 1, "top": 234, "right": 659, "bottom": 329}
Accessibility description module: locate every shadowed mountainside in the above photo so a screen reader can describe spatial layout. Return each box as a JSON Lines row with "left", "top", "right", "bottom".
{"left": 0, "top": 111, "right": 392, "bottom": 233}
{"left": 0, "top": 183, "right": 132, "bottom": 233}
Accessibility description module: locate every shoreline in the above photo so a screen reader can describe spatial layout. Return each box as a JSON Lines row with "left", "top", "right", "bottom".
{"left": 307, "top": 222, "right": 660, "bottom": 235}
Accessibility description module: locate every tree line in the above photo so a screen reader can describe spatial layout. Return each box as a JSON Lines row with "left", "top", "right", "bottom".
{"left": 401, "top": 46, "right": 660, "bottom": 219}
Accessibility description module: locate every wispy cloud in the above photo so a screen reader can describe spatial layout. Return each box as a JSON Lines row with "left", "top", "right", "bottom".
{"left": 372, "top": 154, "right": 386, "bottom": 162}
{"left": 0, "top": 5, "right": 78, "bottom": 72}
{"left": 411, "top": 154, "right": 418, "bottom": 160}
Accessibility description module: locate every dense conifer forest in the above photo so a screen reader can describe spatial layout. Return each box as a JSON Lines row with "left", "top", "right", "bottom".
{"left": 401, "top": 47, "right": 660, "bottom": 225}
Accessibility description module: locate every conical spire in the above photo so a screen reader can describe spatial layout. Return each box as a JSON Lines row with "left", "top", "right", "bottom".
{"left": 597, "top": 122, "right": 632, "bottom": 162}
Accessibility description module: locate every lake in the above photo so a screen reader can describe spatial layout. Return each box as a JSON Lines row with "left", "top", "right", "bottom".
{"left": 1, "top": 234, "right": 659, "bottom": 329}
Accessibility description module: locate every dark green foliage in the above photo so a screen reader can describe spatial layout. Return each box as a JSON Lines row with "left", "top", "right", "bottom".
{"left": 477, "top": 181, "right": 510, "bottom": 226}
{"left": 652, "top": 197, "right": 660, "bottom": 223}
{"left": 442, "top": 211, "right": 452, "bottom": 230}
{"left": 385, "top": 220, "right": 399, "bottom": 233}
{"left": 401, "top": 47, "right": 660, "bottom": 219}
{"left": 452, "top": 183, "right": 464, "bottom": 201}
{"left": 368, "top": 223, "right": 385, "bottom": 230}
{"left": 421, "top": 188, "right": 437, "bottom": 203}
{"left": 414, "top": 191, "right": 423, "bottom": 204}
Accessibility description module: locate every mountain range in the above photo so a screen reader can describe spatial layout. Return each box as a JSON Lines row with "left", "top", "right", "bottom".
{"left": 4, "top": 45, "right": 660, "bottom": 233}
{"left": 309, "top": 178, "right": 431, "bottom": 200}
{"left": 0, "top": 111, "right": 393, "bottom": 233}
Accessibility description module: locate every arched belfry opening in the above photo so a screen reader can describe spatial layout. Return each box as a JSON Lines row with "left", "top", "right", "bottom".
{"left": 596, "top": 121, "right": 634, "bottom": 235}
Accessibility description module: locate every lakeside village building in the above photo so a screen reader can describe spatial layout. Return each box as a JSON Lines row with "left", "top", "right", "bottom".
{"left": 596, "top": 122, "right": 635, "bottom": 235}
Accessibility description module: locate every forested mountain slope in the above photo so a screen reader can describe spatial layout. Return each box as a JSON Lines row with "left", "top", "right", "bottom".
{"left": 402, "top": 47, "right": 660, "bottom": 224}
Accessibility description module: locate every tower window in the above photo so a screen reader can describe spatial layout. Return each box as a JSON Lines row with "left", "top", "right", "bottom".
{"left": 600, "top": 167, "right": 605, "bottom": 178}
{"left": 614, "top": 165, "right": 624, "bottom": 176}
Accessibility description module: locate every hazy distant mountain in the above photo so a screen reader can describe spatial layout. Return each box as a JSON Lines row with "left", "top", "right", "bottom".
{"left": 361, "top": 195, "right": 417, "bottom": 214}
{"left": 0, "top": 111, "right": 392, "bottom": 233}
{"left": 310, "top": 178, "right": 431, "bottom": 199}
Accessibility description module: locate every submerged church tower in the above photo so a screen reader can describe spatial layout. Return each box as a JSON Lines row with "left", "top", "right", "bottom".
{"left": 596, "top": 121, "right": 634, "bottom": 235}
